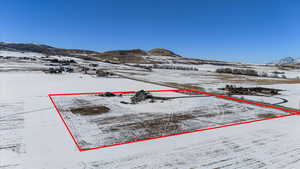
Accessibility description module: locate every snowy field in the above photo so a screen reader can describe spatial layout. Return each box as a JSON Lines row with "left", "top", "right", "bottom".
{"left": 115, "top": 66, "right": 297, "bottom": 92}
{"left": 1, "top": 71, "right": 300, "bottom": 169}
{"left": 51, "top": 91, "right": 290, "bottom": 150}
{"left": 1, "top": 51, "right": 300, "bottom": 169}
{"left": 113, "top": 64, "right": 300, "bottom": 111}
{"left": 0, "top": 71, "right": 172, "bottom": 168}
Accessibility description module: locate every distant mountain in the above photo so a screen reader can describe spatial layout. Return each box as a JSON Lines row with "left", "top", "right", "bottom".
{"left": 0, "top": 42, "right": 183, "bottom": 62}
{"left": 0, "top": 42, "right": 237, "bottom": 65}
{"left": 0, "top": 42, "right": 98, "bottom": 56}
{"left": 148, "top": 48, "right": 181, "bottom": 57}
{"left": 98, "top": 48, "right": 182, "bottom": 57}
{"left": 271, "top": 57, "right": 300, "bottom": 65}
{"left": 93, "top": 48, "right": 182, "bottom": 63}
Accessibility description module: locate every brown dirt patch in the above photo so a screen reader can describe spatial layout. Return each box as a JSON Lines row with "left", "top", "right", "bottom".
{"left": 71, "top": 106, "right": 110, "bottom": 115}
{"left": 257, "top": 113, "right": 277, "bottom": 118}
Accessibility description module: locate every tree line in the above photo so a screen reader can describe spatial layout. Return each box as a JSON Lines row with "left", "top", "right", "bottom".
{"left": 216, "top": 68, "right": 287, "bottom": 79}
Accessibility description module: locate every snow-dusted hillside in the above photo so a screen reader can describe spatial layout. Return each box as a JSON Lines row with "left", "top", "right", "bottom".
{"left": 271, "top": 57, "right": 300, "bottom": 65}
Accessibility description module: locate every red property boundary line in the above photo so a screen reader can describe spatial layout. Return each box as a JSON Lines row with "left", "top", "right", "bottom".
{"left": 48, "top": 89, "right": 300, "bottom": 152}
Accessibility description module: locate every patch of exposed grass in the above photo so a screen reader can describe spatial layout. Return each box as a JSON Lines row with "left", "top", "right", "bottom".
{"left": 114, "top": 113, "right": 195, "bottom": 139}
{"left": 257, "top": 113, "right": 277, "bottom": 118}
{"left": 164, "top": 82, "right": 205, "bottom": 91}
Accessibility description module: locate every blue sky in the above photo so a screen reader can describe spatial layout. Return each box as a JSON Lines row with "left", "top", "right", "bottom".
{"left": 1, "top": 0, "right": 299, "bottom": 63}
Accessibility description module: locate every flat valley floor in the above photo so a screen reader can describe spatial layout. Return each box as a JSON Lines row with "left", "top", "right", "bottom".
{"left": 1, "top": 72, "right": 300, "bottom": 169}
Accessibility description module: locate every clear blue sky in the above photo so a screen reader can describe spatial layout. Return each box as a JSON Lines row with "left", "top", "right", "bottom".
{"left": 1, "top": 0, "right": 299, "bottom": 63}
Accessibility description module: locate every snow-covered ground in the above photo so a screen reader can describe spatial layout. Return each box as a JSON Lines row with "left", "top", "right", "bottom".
{"left": 0, "top": 71, "right": 174, "bottom": 168}
{"left": 77, "top": 115, "right": 300, "bottom": 169}
{"left": 1, "top": 71, "right": 300, "bottom": 169}
{"left": 1, "top": 50, "right": 300, "bottom": 169}
{"left": 51, "top": 91, "right": 290, "bottom": 150}
{"left": 113, "top": 63, "right": 300, "bottom": 110}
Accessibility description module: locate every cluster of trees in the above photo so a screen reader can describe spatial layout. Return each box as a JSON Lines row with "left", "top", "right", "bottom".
{"left": 216, "top": 68, "right": 258, "bottom": 76}
{"left": 152, "top": 64, "right": 199, "bottom": 71}
{"left": 132, "top": 64, "right": 199, "bottom": 71}
{"left": 0, "top": 55, "right": 37, "bottom": 61}
{"left": 45, "top": 67, "right": 73, "bottom": 74}
{"left": 41, "top": 58, "right": 77, "bottom": 66}
{"left": 216, "top": 68, "right": 287, "bottom": 79}
{"left": 45, "top": 67, "right": 63, "bottom": 74}
{"left": 96, "top": 69, "right": 114, "bottom": 77}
